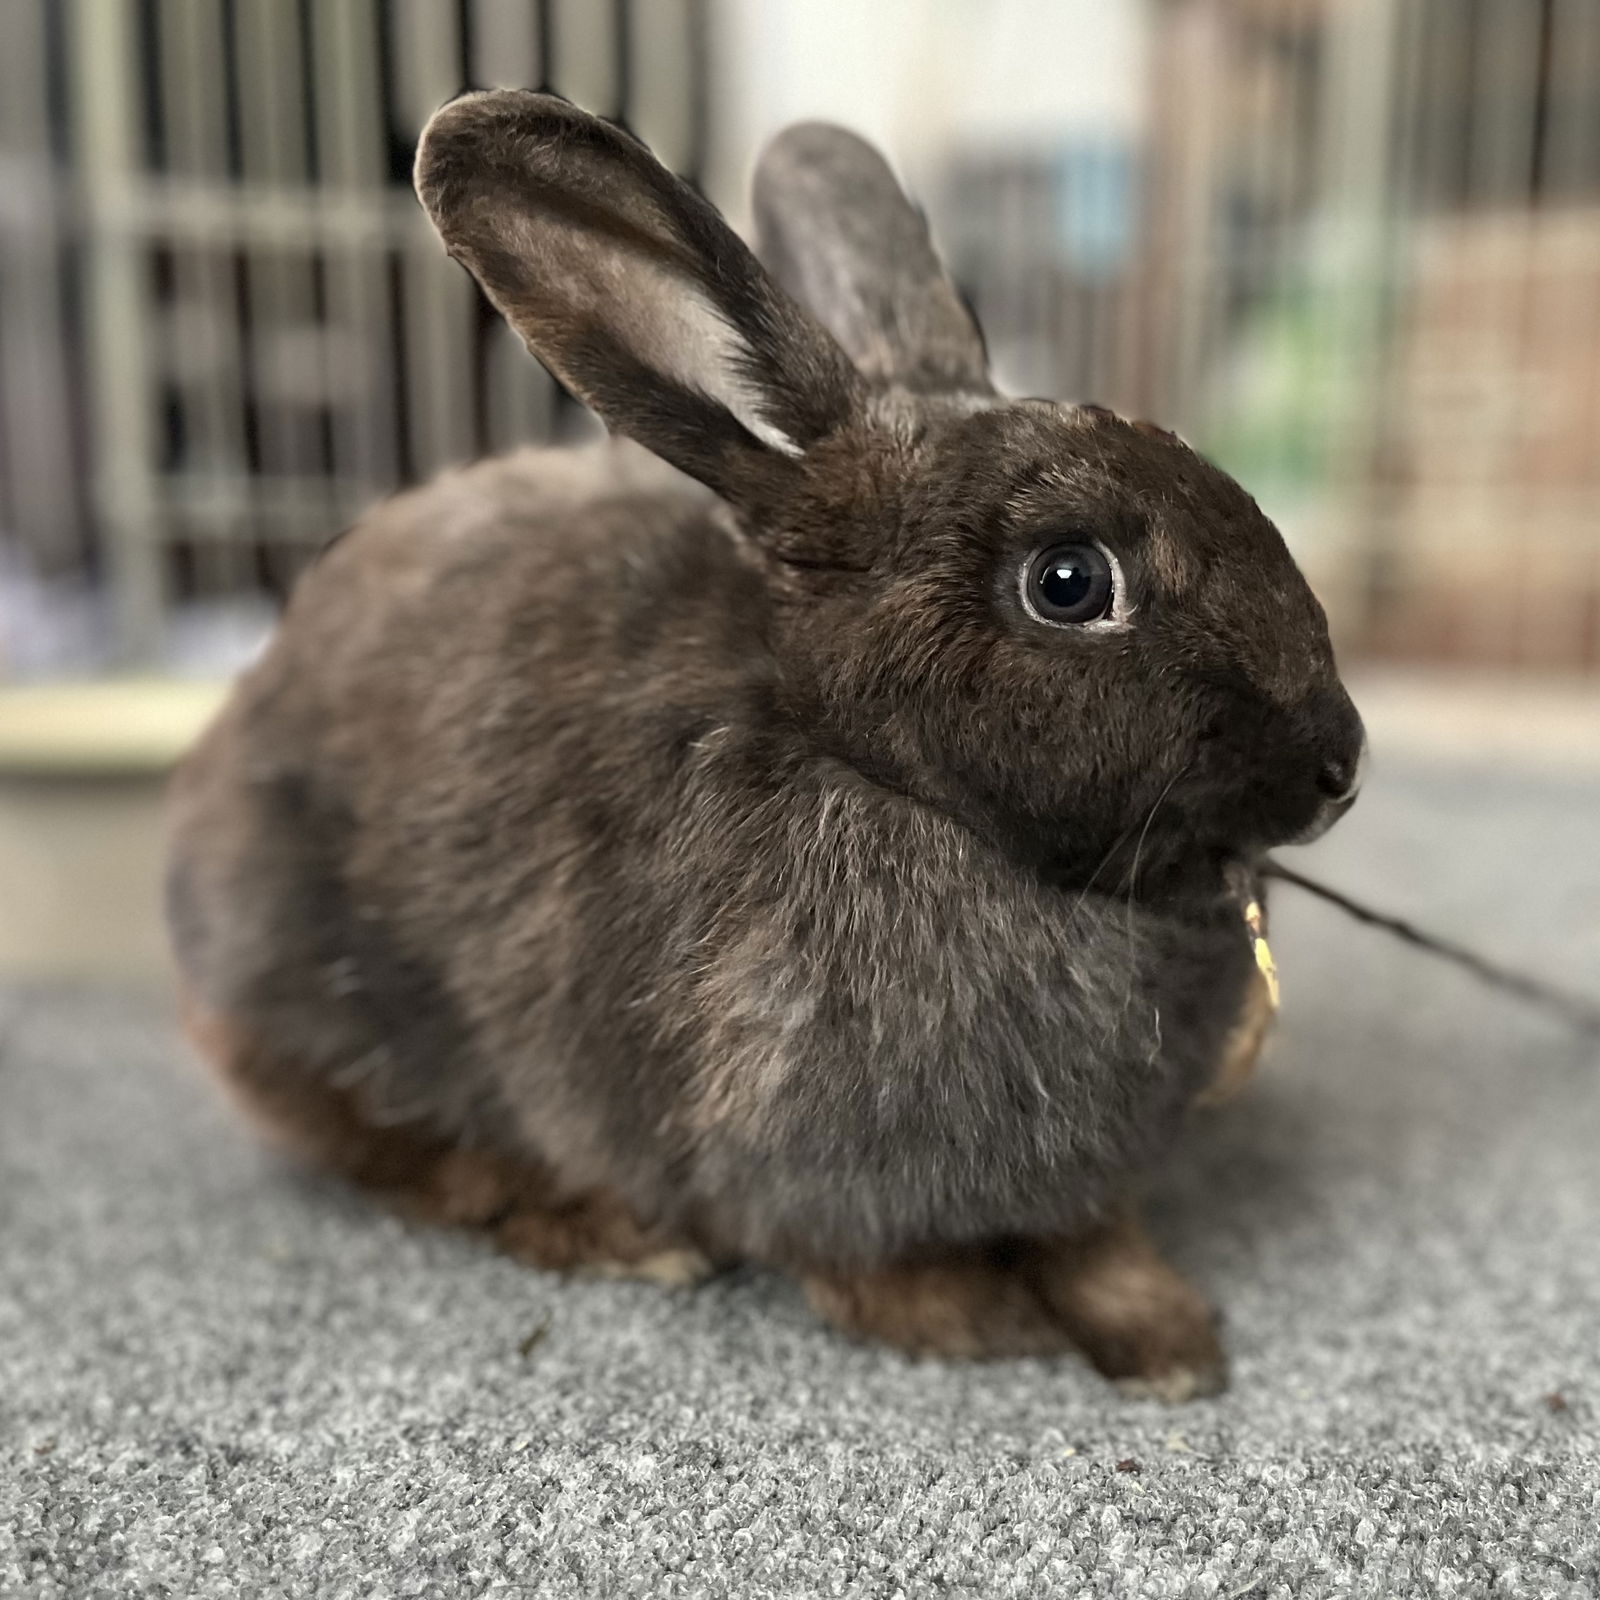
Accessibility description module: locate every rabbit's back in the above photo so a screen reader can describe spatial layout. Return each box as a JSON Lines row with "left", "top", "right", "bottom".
{"left": 168, "top": 438, "right": 759, "bottom": 1163}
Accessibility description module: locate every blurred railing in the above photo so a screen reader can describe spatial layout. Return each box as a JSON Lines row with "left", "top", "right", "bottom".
{"left": 0, "top": 0, "right": 708, "bottom": 676}
{"left": 940, "top": 0, "right": 1600, "bottom": 672}
{"left": 1, "top": 0, "right": 1597, "bottom": 679}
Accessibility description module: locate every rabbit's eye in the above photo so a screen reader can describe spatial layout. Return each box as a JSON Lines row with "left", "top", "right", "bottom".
{"left": 1022, "top": 542, "right": 1116, "bottom": 626}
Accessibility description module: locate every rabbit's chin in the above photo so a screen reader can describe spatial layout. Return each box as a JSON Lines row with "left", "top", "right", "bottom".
{"left": 1282, "top": 790, "right": 1359, "bottom": 847}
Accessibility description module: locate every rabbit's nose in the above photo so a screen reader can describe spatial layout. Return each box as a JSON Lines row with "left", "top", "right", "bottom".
{"left": 1287, "top": 721, "right": 1366, "bottom": 845}
{"left": 1302, "top": 689, "right": 1366, "bottom": 803}
{"left": 1315, "top": 739, "right": 1365, "bottom": 805}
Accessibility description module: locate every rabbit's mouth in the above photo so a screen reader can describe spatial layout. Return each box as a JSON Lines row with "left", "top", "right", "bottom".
{"left": 1187, "top": 683, "right": 1366, "bottom": 854}
{"left": 1173, "top": 745, "right": 1362, "bottom": 861}
{"left": 1285, "top": 788, "right": 1358, "bottom": 847}
{"left": 1284, "top": 731, "right": 1367, "bottom": 845}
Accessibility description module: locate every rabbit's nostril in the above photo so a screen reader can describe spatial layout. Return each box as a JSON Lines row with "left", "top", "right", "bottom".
{"left": 1312, "top": 718, "right": 1367, "bottom": 806}
{"left": 1316, "top": 754, "right": 1362, "bottom": 804}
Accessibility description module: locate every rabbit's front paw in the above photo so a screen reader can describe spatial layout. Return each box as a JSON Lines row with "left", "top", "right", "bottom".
{"left": 804, "top": 1218, "right": 1225, "bottom": 1397}
{"left": 804, "top": 1250, "right": 1079, "bottom": 1362}
{"left": 1029, "top": 1210, "right": 1227, "bottom": 1400}
{"left": 496, "top": 1191, "right": 712, "bottom": 1288}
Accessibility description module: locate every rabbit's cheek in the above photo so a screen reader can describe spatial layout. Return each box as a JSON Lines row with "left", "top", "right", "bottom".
{"left": 1286, "top": 786, "right": 1360, "bottom": 846}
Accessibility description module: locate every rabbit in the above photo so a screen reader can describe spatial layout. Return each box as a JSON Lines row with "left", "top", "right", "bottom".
{"left": 167, "top": 91, "right": 1365, "bottom": 1399}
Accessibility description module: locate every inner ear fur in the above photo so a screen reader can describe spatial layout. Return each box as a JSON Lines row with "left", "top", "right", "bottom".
{"left": 415, "top": 90, "right": 864, "bottom": 501}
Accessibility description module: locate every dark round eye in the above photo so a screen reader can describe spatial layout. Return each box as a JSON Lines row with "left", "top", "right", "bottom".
{"left": 1023, "top": 541, "right": 1117, "bottom": 626}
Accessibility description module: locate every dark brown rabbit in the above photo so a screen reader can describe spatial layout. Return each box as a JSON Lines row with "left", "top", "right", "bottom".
{"left": 168, "top": 92, "right": 1363, "bottom": 1399}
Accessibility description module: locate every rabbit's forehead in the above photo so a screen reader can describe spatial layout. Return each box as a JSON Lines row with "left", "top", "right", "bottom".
{"left": 918, "top": 399, "right": 1279, "bottom": 587}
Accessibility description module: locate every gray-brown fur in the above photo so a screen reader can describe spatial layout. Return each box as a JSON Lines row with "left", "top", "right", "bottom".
{"left": 753, "top": 121, "right": 991, "bottom": 393}
{"left": 168, "top": 92, "right": 1363, "bottom": 1390}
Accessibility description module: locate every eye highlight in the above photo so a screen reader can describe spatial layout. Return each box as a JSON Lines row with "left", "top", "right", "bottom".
{"left": 1021, "top": 541, "right": 1118, "bottom": 627}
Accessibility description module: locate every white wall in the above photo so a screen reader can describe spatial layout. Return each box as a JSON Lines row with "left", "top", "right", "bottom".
{"left": 710, "top": 0, "right": 1147, "bottom": 214}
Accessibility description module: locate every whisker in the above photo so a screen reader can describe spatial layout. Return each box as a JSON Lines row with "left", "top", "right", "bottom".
{"left": 1120, "top": 764, "right": 1190, "bottom": 900}
{"left": 1117, "top": 764, "right": 1190, "bottom": 1023}
{"left": 1069, "top": 813, "right": 1147, "bottom": 916}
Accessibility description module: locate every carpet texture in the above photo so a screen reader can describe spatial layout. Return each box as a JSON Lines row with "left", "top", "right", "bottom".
{"left": 3, "top": 753, "right": 1599, "bottom": 1599}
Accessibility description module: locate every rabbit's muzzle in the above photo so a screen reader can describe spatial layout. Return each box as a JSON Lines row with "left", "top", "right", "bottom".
{"left": 1291, "top": 727, "right": 1367, "bottom": 843}
{"left": 1187, "top": 682, "right": 1366, "bottom": 851}
{"left": 1278, "top": 689, "right": 1367, "bottom": 845}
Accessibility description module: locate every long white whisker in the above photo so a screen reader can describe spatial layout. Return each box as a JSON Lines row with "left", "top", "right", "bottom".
{"left": 1070, "top": 812, "right": 1148, "bottom": 917}
{"left": 1118, "top": 763, "right": 1191, "bottom": 1023}
{"left": 1124, "top": 764, "right": 1189, "bottom": 900}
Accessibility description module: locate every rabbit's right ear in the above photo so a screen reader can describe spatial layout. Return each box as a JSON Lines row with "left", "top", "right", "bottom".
{"left": 415, "top": 92, "right": 865, "bottom": 505}
{"left": 753, "top": 123, "right": 992, "bottom": 396}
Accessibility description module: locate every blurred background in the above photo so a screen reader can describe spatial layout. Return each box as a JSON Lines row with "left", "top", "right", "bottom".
{"left": 1, "top": 0, "right": 1597, "bottom": 981}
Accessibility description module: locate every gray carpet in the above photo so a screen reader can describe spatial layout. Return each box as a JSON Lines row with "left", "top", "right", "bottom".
{"left": 4, "top": 754, "right": 1599, "bottom": 1599}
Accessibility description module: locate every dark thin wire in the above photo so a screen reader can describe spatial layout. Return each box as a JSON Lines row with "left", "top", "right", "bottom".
{"left": 1263, "top": 861, "right": 1600, "bottom": 1039}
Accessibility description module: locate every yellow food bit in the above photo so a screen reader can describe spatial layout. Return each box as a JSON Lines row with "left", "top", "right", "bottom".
{"left": 1244, "top": 899, "right": 1281, "bottom": 1010}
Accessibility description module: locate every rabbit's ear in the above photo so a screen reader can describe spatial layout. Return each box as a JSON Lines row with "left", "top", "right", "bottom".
{"left": 415, "top": 92, "right": 864, "bottom": 502}
{"left": 753, "top": 123, "right": 991, "bottom": 396}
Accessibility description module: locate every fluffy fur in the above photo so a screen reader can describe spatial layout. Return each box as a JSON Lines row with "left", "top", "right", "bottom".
{"left": 168, "top": 95, "right": 1363, "bottom": 1389}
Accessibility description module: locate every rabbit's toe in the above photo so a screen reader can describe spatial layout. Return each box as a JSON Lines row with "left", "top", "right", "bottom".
{"left": 495, "top": 1190, "right": 709, "bottom": 1288}
{"left": 1029, "top": 1208, "right": 1228, "bottom": 1399}
{"left": 1116, "top": 1361, "right": 1228, "bottom": 1405}
{"left": 580, "top": 1247, "right": 716, "bottom": 1289}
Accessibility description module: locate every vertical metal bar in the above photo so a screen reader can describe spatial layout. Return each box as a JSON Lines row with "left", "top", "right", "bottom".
{"left": 1123, "top": 0, "right": 1230, "bottom": 429}
{"left": 1525, "top": 0, "right": 1600, "bottom": 669}
{"left": 1078, "top": 142, "right": 1128, "bottom": 414}
{"left": 313, "top": 0, "right": 398, "bottom": 514}
{"left": 1248, "top": 10, "right": 1299, "bottom": 499}
{"left": 1361, "top": 0, "right": 1427, "bottom": 656}
{"left": 1461, "top": 0, "right": 1544, "bottom": 669}
{"left": 471, "top": 0, "right": 561, "bottom": 448}
{"left": 0, "top": 0, "right": 79, "bottom": 574}
{"left": 1164, "top": 1, "right": 1229, "bottom": 435}
{"left": 1388, "top": 0, "right": 1469, "bottom": 660}
{"left": 1114, "top": 13, "right": 1168, "bottom": 421}
{"left": 236, "top": 0, "right": 309, "bottom": 187}
{"left": 394, "top": 0, "right": 477, "bottom": 478}
{"left": 470, "top": 0, "right": 543, "bottom": 90}
{"left": 1309, "top": 0, "right": 1405, "bottom": 652}
{"left": 612, "top": 0, "right": 632, "bottom": 121}
{"left": 484, "top": 319, "right": 556, "bottom": 455}
{"left": 549, "top": 0, "right": 619, "bottom": 115}
{"left": 236, "top": 0, "right": 319, "bottom": 583}
{"left": 158, "top": 0, "right": 251, "bottom": 624}
{"left": 1322, "top": 0, "right": 1421, "bottom": 659}
{"left": 1236, "top": 11, "right": 1295, "bottom": 501}
{"left": 626, "top": 0, "right": 693, "bottom": 169}
{"left": 680, "top": 0, "right": 710, "bottom": 185}
{"left": 69, "top": 0, "right": 164, "bottom": 665}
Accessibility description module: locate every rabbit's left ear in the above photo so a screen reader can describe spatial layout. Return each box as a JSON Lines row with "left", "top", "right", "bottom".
{"left": 416, "top": 91, "right": 866, "bottom": 505}
{"left": 753, "top": 122, "right": 991, "bottom": 396}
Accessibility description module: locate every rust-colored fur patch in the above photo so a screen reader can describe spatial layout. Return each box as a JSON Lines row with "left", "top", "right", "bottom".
{"left": 807, "top": 1211, "right": 1225, "bottom": 1395}
{"left": 1197, "top": 964, "right": 1275, "bottom": 1108}
{"left": 1029, "top": 1212, "right": 1225, "bottom": 1399}
{"left": 805, "top": 1247, "right": 1077, "bottom": 1361}
{"left": 180, "top": 988, "right": 710, "bottom": 1282}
